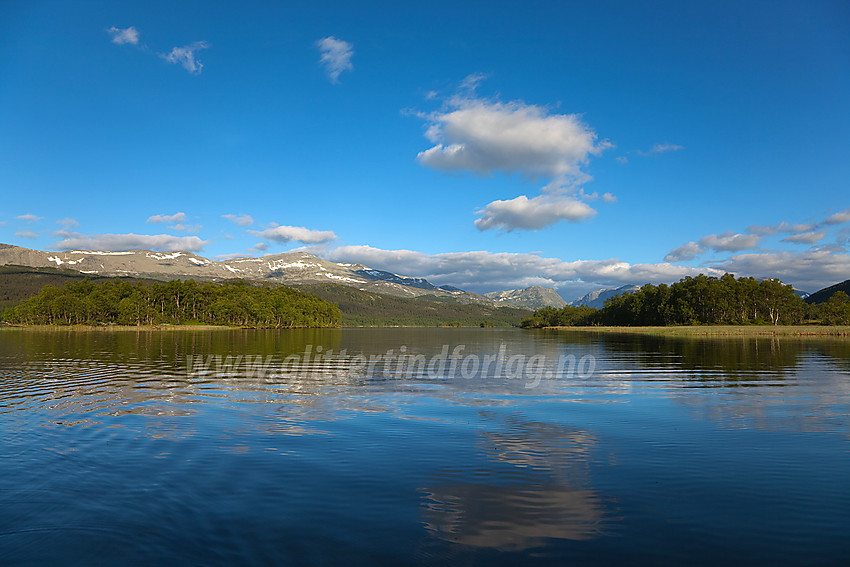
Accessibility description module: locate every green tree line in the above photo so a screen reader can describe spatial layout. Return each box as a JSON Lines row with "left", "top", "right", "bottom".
{"left": 522, "top": 274, "right": 850, "bottom": 328}
{"left": 2, "top": 278, "right": 342, "bottom": 328}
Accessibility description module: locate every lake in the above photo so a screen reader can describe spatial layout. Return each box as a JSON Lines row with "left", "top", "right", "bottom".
{"left": 1, "top": 328, "right": 849, "bottom": 565}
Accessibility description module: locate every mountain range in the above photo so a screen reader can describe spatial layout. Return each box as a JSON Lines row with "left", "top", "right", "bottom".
{"left": 0, "top": 244, "right": 566, "bottom": 310}
{"left": 570, "top": 284, "right": 641, "bottom": 309}
{"left": 484, "top": 286, "right": 567, "bottom": 309}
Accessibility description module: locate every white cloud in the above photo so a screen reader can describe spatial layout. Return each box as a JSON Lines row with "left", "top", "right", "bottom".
{"left": 250, "top": 242, "right": 269, "bottom": 252}
{"left": 664, "top": 232, "right": 760, "bottom": 262}
{"left": 222, "top": 213, "right": 254, "bottom": 227}
{"left": 214, "top": 252, "right": 251, "bottom": 261}
{"left": 417, "top": 93, "right": 606, "bottom": 180}
{"left": 714, "top": 250, "right": 850, "bottom": 293}
{"left": 602, "top": 192, "right": 617, "bottom": 203}
{"left": 249, "top": 225, "right": 337, "bottom": 244}
{"left": 15, "top": 230, "right": 39, "bottom": 239}
{"left": 54, "top": 233, "right": 208, "bottom": 252}
{"left": 169, "top": 223, "right": 202, "bottom": 233}
{"left": 147, "top": 212, "right": 187, "bottom": 224}
{"left": 825, "top": 209, "right": 850, "bottom": 225}
{"left": 325, "top": 245, "right": 722, "bottom": 294}
{"left": 640, "top": 143, "right": 684, "bottom": 155}
{"left": 17, "top": 213, "right": 43, "bottom": 223}
{"left": 748, "top": 221, "right": 818, "bottom": 236}
{"left": 474, "top": 194, "right": 596, "bottom": 231}
{"left": 56, "top": 218, "right": 79, "bottom": 229}
{"left": 161, "top": 42, "right": 209, "bottom": 75}
{"left": 316, "top": 36, "right": 353, "bottom": 83}
{"left": 664, "top": 241, "right": 704, "bottom": 262}
{"left": 107, "top": 26, "right": 139, "bottom": 45}
{"left": 415, "top": 81, "right": 614, "bottom": 232}
{"left": 780, "top": 231, "right": 826, "bottom": 244}
{"left": 698, "top": 232, "right": 760, "bottom": 252}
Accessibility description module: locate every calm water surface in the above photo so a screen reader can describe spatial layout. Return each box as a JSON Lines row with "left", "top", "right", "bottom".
{"left": 1, "top": 328, "right": 849, "bottom": 565}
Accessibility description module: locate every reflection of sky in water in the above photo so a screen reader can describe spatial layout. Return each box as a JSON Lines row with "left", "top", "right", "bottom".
{"left": 1, "top": 329, "right": 849, "bottom": 563}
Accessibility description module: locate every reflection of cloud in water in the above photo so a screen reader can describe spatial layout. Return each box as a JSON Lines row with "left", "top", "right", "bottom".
{"left": 422, "top": 413, "right": 608, "bottom": 550}
{"left": 422, "top": 483, "right": 605, "bottom": 549}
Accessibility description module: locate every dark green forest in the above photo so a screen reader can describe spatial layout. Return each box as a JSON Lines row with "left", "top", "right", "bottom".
{"left": 2, "top": 278, "right": 342, "bottom": 328}
{"left": 522, "top": 274, "right": 850, "bottom": 328}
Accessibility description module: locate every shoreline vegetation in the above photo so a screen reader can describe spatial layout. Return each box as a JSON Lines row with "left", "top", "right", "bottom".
{"left": 4, "top": 324, "right": 850, "bottom": 336}
{"left": 522, "top": 274, "right": 850, "bottom": 329}
{"left": 539, "top": 325, "right": 850, "bottom": 337}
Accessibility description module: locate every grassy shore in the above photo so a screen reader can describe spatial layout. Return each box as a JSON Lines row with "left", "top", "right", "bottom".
{"left": 0, "top": 324, "right": 237, "bottom": 332}
{"left": 543, "top": 325, "right": 850, "bottom": 337}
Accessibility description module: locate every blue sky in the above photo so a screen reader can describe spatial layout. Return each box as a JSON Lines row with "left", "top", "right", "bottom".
{"left": 1, "top": 0, "right": 849, "bottom": 298}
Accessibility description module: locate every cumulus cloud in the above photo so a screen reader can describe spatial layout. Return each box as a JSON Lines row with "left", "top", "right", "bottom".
{"left": 107, "top": 26, "right": 139, "bottom": 45}
{"left": 825, "top": 209, "right": 850, "bottom": 225}
{"left": 417, "top": 93, "right": 606, "bottom": 180}
{"left": 698, "top": 232, "right": 760, "bottom": 252}
{"left": 17, "top": 213, "right": 43, "bottom": 223}
{"left": 414, "top": 80, "right": 616, "bottom": 231}
{"left": 15, "top": 230, "right": 39, "bottom": 239}
{"left": 602, "top": 192, "right": 617, "bottom": 203}
{"left": 326, "top": 245, "right": 722, "bottom": 294}
{"left": 474, "top": 194, "right": 596, "bottom": 231}
{"left": 54, "top": 233, "right": 208, "bottom": 252}
{"left": 161, "top": 41, "right": 209, "bottom": 75}
{"left": 665, "top": 232, "right": 760, "bottom": 262}
{"left": 664, "top": 241, "right": 704, "bottom": 262}
{"left": 316, "top": 36, "right": 353, "bottom": 83}
{"left": 222, "top": 213, "right": 254, "bottom": 227}
{"left": 249, "top": 225, "right": 337, "bottom": 244}
{"left": 780, "top": 231, "right": 826, "bottom": 244}
{"left": 147, "top": 212, "right": 187, "bottom": 224}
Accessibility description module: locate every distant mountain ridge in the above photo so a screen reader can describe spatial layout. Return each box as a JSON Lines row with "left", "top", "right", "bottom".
{"left": 0, "top": 244, "right": 559, "bottom": 309}
{"left": 484, "top": 286, "right": 567, "bottom": 309}
{"left": 570, "top": 284, "right": 641, "bottom": 309}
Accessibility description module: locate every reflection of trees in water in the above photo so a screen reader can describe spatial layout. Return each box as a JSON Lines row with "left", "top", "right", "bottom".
{"left": 577, "top": 334, "right": 850, "bottom": 434}
{"left": 555, "top": 332, "right": 850, "bottom": 379}
{"left": 594, "top": 334, "right": 806, "bottom": 378}
{"left": 421, "top": 412, "right": 607, "bottom": 550}
{"left": 0, "top": 328, "right": 345, "bottom": 364}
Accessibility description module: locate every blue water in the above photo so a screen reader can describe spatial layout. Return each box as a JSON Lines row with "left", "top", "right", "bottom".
{"left": 1, "top": 328, "right": 849, "bottom": 565}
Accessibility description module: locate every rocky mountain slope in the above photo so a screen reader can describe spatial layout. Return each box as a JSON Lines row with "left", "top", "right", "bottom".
{"left": 484, "top": 286, "right": 566, "bottom": 309}
{"left": 0, "top": 244, "right": 560, "bottom": 309}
